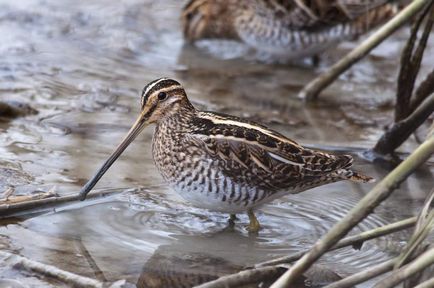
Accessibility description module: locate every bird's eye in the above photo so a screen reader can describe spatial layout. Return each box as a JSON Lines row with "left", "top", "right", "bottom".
{"left": 158, "top": 92, "right": 167, "bottom": 101}
{"left": 186, "top": 12, "right": 194, "bottom": 20}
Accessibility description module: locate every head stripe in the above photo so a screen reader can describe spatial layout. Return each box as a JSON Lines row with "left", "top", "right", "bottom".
{"left": 142, "top": 78, "right": 169, "bottom": 97}
{"left": 141, "top": 78, "right": 182, "bottom": 107}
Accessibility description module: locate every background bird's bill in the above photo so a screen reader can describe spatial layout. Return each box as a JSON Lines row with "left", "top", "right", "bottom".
{"left": 79, "top": 110, "right": 149, "bottom": 200}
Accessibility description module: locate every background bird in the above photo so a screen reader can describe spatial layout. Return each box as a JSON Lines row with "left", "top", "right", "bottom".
{"left": 182, "top": 0, "right": 405, "bottom": 61}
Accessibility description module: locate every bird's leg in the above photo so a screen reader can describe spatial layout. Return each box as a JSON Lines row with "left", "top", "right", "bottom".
{"left": 228, "top": 214, "right": 237, "bottom": 226}
{"left": 247, "top": 209, "right": 260, "bottom": 233}
{"left": 311, "top": 54, "right": 320, "bottom": 67}
{"left": 221, "top": 214, "right": 237, "bottom": 232}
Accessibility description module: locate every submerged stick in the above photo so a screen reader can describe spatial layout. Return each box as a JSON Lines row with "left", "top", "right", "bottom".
{"left": 298, "top": 0, "right": 430, "bottom": 101}
{"left": 0, "top": 250, "right": 103, "bottom": 288}
{"left": 0, "top": 188, "right": 126, "bottom": 218}
{"left": 74, "top": 238, "right": 108, "bottom": 283}
{"left": 256, "top": 216, "right": 416, "bottom": 267}
{"left": 270, "top": 134, "right": 434, "bottom": 288}
{"left": 323, "top": 258, "right": 396, "bottom": 288}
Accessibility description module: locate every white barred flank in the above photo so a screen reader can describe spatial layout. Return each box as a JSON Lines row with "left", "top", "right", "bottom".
{"left": 170, "top": 165, "right": 267, "bottom": 213}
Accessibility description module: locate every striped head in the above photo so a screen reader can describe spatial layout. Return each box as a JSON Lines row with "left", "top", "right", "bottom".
{"left": 182, "top": 0, "right": 239, "bottom": 42}
{"left": 140, "top": 78, "right": 193, "bottom": 124}
{"left": 78, "top": 78, "right": 193, "bottom": 200}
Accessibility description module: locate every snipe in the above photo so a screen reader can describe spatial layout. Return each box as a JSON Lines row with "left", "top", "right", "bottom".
{"left": 79, "top": 78, "right": 373, "bottom": 232}
{"left": 182, "top": 0, "right": 403, "bottom": 60}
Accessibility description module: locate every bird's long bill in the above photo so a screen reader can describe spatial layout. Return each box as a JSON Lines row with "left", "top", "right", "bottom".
{"left": 79, "top": 112, "right": 148, "bottom": 200}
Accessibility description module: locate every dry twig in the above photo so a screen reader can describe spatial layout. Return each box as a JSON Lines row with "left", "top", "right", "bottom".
{"left": 396, "top": 189, "right": 434, "bottom": 269}
{"left": 0, "top": 189, "right": 57, "bottom": 205}
{"left": 194, "top": 266, "right": 286, "bottom": 288}
{"left": 0, "top": 250, "right": 103, "bottom": 288}
{"left": 373, "top": 246, "right": 434, "bottom": 288}
{"left": 395, "top": 3, "right": 434, "bottom": 121}
{"left": 1, "top": 186, "right": 15, "bottom": 201}
{"left": 373, "top": 93, "right": 434, "bottom": 155}
{"left": 373, "top": 5, "right": 434, "bottom": 155}
{"left": 323, "top": 258, "right": 396, "bottom": 288}
{"left": 410, "top": 68, "right": 434, "bottom": 112}
{"left": 414, "top": 277, "right": 434, "bottom": 288}
{"left": 0, "top": 188, "right": 125, "bottom": 218}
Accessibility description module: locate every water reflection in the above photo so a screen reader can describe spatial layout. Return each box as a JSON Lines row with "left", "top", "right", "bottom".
{"left": 136, "top": 240, "right": 243, "bottom": 288}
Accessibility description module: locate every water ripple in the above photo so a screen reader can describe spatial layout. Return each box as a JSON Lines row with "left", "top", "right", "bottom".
{"left": 31, "top": 186, "right": 395, "bottom": 275}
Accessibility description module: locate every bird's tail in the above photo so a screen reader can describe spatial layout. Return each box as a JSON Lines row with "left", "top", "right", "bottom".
{"left": 348, "top": 3, "right": 400, "bottom": 38}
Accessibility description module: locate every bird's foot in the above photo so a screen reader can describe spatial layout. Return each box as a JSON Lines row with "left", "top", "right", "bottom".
{"left": 228, "top": 214, "right": 238, "bottom": 224}
{"left": 222, "top": 214, "right": 237, "bottom": 232}
{"left": 246, "top": 209, "right": 261, "bottom": 233}
{"left": 311, "top": 54, "right": 320, "bottom": 67}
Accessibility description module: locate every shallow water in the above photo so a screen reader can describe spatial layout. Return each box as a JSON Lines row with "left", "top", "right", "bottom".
{"left": 0, "top": 0, "right": 433, "bottom": 287}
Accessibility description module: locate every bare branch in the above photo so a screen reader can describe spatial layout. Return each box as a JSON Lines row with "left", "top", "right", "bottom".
{"left": 395, "top": 4, "right": 434, "bottom": 121}
{"left": 194, "top": 266, "right": 286, "bottom": 288}
{"left": 373, "top": 246, "right": 434, "bottom": 288}
{"left": 414, "top": 277, "right": 434, "bottom": 288}
{"left": 373, "top": 93, "right": 434, "bottom": 155}
{"left": 395, "top": 189, "right": 434, "bottom": 269}
{"left": 323, "top": 258, "right": 396, "bottom": 288}
{"left": 1, "top": 251, "right": 103, "bottom": 288}
{"left": 410, "top": 68, "right": 434, "bottom": 112}
{"left": 0, "top": 187, "right": 134, "bottom": 218}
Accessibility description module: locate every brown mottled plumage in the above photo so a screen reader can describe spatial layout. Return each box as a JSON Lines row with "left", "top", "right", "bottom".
{"left": 79, "top": 78, "right": 374, "bottom": 232}
{"left": 182, "top": 0, "right": 405, "bottom": 59}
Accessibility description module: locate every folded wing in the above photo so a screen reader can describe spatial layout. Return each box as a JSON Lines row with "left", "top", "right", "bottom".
{"left": 190, "top": 111, "right": 354, "bottom": 192}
